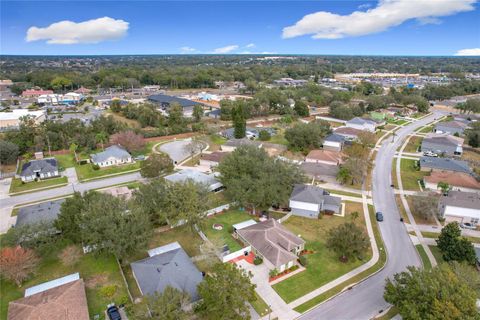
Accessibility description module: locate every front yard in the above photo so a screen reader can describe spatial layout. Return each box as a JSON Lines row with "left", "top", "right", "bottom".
{"left": 9, "top": 176, "right": 68, "bottom": 194}
{"left": 75, "top": 161, "right": 141, "bottom": 181}
{"left": 400, "top": 158, "right": 427, "bottom": 191}
{"left": 272, "top": 202, "right": 372, "bottom": 303}
{"left": 404, "top": 136, "right": 423, "bottom": 153}
{"left": 0, "top": 241, "right": 129, "bottom": 320}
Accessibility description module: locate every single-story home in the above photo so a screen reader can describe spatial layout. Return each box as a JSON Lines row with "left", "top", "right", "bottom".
{"left": 453, "top": 113, "right": 479, "bottom": 123}
{"left": 148, "top": 94, "right": 200, "bottom": 117}
{"left": 333, "top": 126, "right": 363, "bottom": 141}
{"left": 424, "top": 171, "right": 480, "bottom": 193}
{"left": 8, "top": 273, "right": 89, "bottom": 320}
{"left": 345, "top": 117, "right": 379, "bottom": 132}
{"left": 15, "top": 199, "right": 65, "bottom": 228}
{"left": 305, "top": 150, "right": 344, "bottom": 166}
{"left": 20, "top": 158, "right": 60, "bottom": 182}
{"left": 164, "top": 169, "right": 223, "bottom": 192}
{"left": 421, "top": 133, "right": 464, "bottom": 156}
{"left": 221, "top": 127, "right": 276, "bottom": 140}
{"left": 199, "top": 151, "right": 229, "bottom": 168}
{"left": 438, "top": 191, "right": 480, "bottom": 226}
{"left": 323, "top": 133, "right": 345, "bottom": 151}
{"left": 289, "top": 184, "right": 342, "bottom": 218}
{"left": 434, "top": 121, "right": 469, "bottom": 136}
{"left": 221, "top": 138, "right": 262, "bottom": 152}
{"left": 91, "top": 145, "right": 133, "bottom": 168}
{"left": 419, "top": 157, "right": 472, "bottom": 174}
{"left": 300, "top": 162, "right": 339, "bottom": 182}
{"left": 131, "top": 242, "right": 203, "bottom": 301}
{"left": 236, "top": 219, "right": 305, "bottom": 272}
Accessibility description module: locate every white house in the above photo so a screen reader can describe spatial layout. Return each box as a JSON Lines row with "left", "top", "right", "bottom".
{"left": 438, "top": 191, "right": 480, "bottom": 226}
{"left": 289, "top": 184, "right": 342, "bottom": 218}
{"left": 90, "top": 145, "right": 133, "bottom": 168}
{"left": 37, "top": 94, "right": 62, "bottom": 105}
{"left": 20, "top": 158, "right": 60, "bottom": 182}
{"left": 322, "top": 133, "right": 345, "bottom": 151}
{"left": 346, "top": 117, "right": 378, "bottom": 132}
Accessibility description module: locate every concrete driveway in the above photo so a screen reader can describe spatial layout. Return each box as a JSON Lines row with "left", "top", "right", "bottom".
{"left": 63, "top": 167, "right": 78, "bottom": 184}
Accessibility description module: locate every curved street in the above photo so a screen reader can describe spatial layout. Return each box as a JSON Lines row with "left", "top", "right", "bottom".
{"left": 298, "top": 113, "right": 440, "bottom": 320}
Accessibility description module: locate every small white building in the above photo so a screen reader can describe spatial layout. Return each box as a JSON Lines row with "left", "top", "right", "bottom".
{"left": 438, "top": 191, "right": 480, "bottom": 226}
{"left": 38, "top": 94, "right": 62, "bottom": 105}
{"left": 345, "top": 117, "right": 378, "bottom": 132}
{"left": 90, "top": 145, "right": 133, "bottom": 168}
{"left": 0, "top": 109, "right": 46, "bottom": 130}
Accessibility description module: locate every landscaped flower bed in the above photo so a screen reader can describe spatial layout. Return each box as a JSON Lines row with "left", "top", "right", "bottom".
{"left": 269, "top": 265, "right": 300, "bottom": 282}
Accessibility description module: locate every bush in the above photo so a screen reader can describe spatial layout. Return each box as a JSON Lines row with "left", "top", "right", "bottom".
{"left": 299, "top": 255, "right": 308, "bottom": 267}
{"left": 258, "top": 130, "right": 271, "bottom": 141}
{"left": 99, "top": 285, "right": 117, "bottom": 299}
{"left": 92, "top": 164, "right": 100, "bottom": 171}
{"left": 269, "top": 268, "right": 278, "bottom": 278}
{"left": 58, "top": 245, "right": 82, "bottom": 267}
{"left": 253, "top": 256, "right": 263, "bottom": 265}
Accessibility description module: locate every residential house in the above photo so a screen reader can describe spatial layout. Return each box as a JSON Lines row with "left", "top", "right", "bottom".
{"left": 90, "top": 145, "right": 133, "bottom": 168}
{"left": 300, "top": 162, "right": 339, "bottom": 183}
{"left": 236, "top": 219, "right": 305, "bottom": 272}
{"left": 333, "top": 126, "right": 363, "bottom": 141}
{"left": 148, "top": 94, "right": 200, "bottom": 117}
{"left": 289, "top": 184, "right": 342, "bottom": 218}
{"left": 273, "top": 78, "right": 308, "bottom": 87}
{"left": 434, "top": 121, "right": 469, "bottom": 135}
{"left": 207, "top": 109, "right": 221, "bottom": 119}
{"left": 345, "top": 117, "right": 379, "bottom": 132}
{"left": 164, "top": 169, "right": 223, "bottom": 192}
{"left": 421, "top": 133, "right": 464, "bottom": 156}
{"left": 21, "top": 89, "right": 53, "bottom": 98}
{"left": 322, "top": 133, "right": 345, "bottom": 151}
{"left": 424, "top": 171, "right": 480, "bottom": 193}
{"left": 305, "top": 150, "right": 344, "bottom": 166}
{"left": 20, "top": 158, "right": 59, "bottom": 182}
{"left": 0, "top": 109, "right": 46, "bottom": 131}
{"left": 199, "top": 151, "right": 229, "bottom": 168}
{"left": 438, "top": 191, "right": 480, "bottom": 226}
{"left": 419, "top": 157, "right": 472, "bottom": 174}
{"left": 15, "top": 199, "right": 65, "bottom": 228}
{"left": 8, "top": 273, "right": 89, "bottom": 320}
{"left": 131, "top": 242, "right": 203, "bottom": 301}
{"left": 221, "top": 138, "right": 262, "bottom": 152}
{"left": 453, "top": 113, "right": 479, "bottom": 123}
{"left": 221, "top": 127, "right": 276, "bottom": 140}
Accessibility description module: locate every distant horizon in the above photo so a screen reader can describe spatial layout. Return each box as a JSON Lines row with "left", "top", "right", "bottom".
{"left": 1, "top": 54, "right": 479, "bottom": 58}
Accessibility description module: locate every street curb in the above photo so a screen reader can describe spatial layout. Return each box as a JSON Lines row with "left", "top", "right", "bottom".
{"left": 9, "top": 182, "right": 69, "bottom": 196}
{"left": 78, "top": 168, "right": 140, "bottom": 183}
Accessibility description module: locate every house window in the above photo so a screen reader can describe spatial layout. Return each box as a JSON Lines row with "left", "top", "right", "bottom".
{"left": 471, "top": 218, "right": 479, "bottom": 225}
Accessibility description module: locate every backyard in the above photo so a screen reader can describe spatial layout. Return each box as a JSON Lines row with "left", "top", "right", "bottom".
{"left": 9, "top": 176, "right": 68, "bottom": 194}
{"left": 272, "top": 202, "right": 372, "bottom": 303}
{"left": 0, "top": 241, "right": 129, "bottom": 320}
{"left": 400, "top": 158, "right": 427, "bottom": 191}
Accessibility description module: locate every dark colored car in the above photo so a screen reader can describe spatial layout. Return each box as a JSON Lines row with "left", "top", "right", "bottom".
{"left": 107, "top": 306, "right": 122, "bottom": 320}
{"left": 376, "top": 212, "right": 384, "bottom": 222}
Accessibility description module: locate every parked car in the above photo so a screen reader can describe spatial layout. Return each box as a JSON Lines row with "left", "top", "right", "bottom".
{"left": 423, "top": 151, "right": 438, "bottom": 157}
{"left": 107, "top": 305, "right": 122, "bottom": 320}
{"left": 460, "top": 222, "right": 477, "bottom": 230}
{"left": 376, "top": 212, "right": 384, "bottom": 222}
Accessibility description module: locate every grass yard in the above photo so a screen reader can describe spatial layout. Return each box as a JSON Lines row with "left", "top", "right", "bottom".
{"left": 406, "top": 196, "right": 437, "bottom": 225}
{"left": 428, "top": 245, "right": 445, "bottom": 264}
{"left": 75, "top": 162, "right": 140, "bottom": 181}
{"left": 462, "top": 149, "right": 480, "bottom": 163}
{"left": 251, "top": 292, "right": 272, "bottom": 317}
{"left": 420, "top": 231, "right": 480, "bottom": 244}
{"left": 0, "top": 241, "right": 129, "bottom": 320}
{"left": 54, "top": 154, "right": 77, "bottom": 168}
{"left": 417, "top": 125, "right": 433, "bottom": 133}
{"left": 324, "top": 189, "right": 362, "bottom": 198}
{"left": 404, "top": 136, "right": 423, "bottom": 153}
{"left": 209, "top": 134, "right": 227, "bottom": 145}
{"left": 207, "top": 191, "right": 229, "bottom": 208}
{"left": 202, "top": 210, "right": 254, "bottom": 252}
{"left": 399, "top": 159, "right": 427, "bottom": 191}
{"left": 9, "top": 176, "right": 68, "bottom": 194}
{"left": 268, "top": 131, "right": 289, "bottom": 146}
{"left": 105, "top": 110, "right": 141, "bottom": 128}
{"left": 415, "top": 244, "right": 432, "bottom": 270}
{"left": 273, "top": 202, "right": 371, "bottom": 303}
{"left": 395, "top": 195, "right": 410, "bottom": 224}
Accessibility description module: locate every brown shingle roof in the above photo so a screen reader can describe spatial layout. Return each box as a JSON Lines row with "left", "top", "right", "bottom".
{"left": 200, "top": 151, "right": 229, "bottom": 163}
{"left": 306, "top": 150, "right": 343, "bottom": 164}
{"left": 8, "top": 279, "right": 89, "bottom": 320}
{"left": 334, "top": 126, "right": 363, "bottom": 137}
{"left": 424, "top": 171, "right": 480, "bottom": 190}
{"left": 237, "top": 219, "right": 304, "bottom": 268}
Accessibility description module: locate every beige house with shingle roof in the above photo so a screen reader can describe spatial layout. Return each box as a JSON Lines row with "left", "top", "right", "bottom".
{"left": 236, "top": 219, "right": 305, "bottom": 272}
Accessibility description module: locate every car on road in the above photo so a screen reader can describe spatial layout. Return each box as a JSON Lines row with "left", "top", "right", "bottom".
{"left": 460, "top": 222, "right": 477, "bottom": 230}
{"left": 423, "top": 151, "right": 438, "bottom": 157}
{"left": 376, "top": 212, "right": 384, "bottom": 222}
{"left": 107, "top": 305, "right": 122, "bottom": 320}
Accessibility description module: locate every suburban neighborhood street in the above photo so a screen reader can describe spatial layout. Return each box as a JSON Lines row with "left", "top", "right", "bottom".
{"left": 298, "top": 113, "right": 440, "bottom": 320}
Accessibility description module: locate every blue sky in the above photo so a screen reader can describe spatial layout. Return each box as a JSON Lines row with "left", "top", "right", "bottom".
{"left": 1, "top": 1, "right": 479, "bottom": 56}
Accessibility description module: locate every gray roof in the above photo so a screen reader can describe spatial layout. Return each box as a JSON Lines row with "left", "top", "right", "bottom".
{"left": 324, "top": 133, "right": 345, "bottom": 143}
{"left": 439, "top": 191, "right": 480, "bottom": 210}
{"left": 422, "top": 134, "right": 462, "bottom": 147}
{"left": 164, "top": 169, "right": 222, "bottom": 191}
{"left": 419, "top": 157, "right": 472, "bottom": 174}
{"left": 91, "top": 145, "right": 131, "bottom": 163}
{"left": 300, "top": 162, "right": 339, "bottom": 178}
{"left": 347, "top": 117, "right": 377, "bottom": 126}
{"left": 148, "top": 94, "right": 199, "bottom": 108}
{"left": 435, "top": 121, "right": 468, "bottom": 130}
{"left": 221, "top": 127, "right": 276, "bottom": 139}
{"left": 223, "top": 138, "right": 262, "bottom": 148}
{"left": 20, "top": 158, "right": 58, "bottom": 177}
{"left": 290, "top": 184, "right": 341, "bottom": 207}
{"left": 15, "top": 199, "right": 65, "bottom": 227}
{"left": 131, "top": 244, "right": 203, "bottom": 300}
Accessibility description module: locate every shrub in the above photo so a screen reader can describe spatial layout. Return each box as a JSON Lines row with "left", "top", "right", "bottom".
{"left": 99, "top": 285, "right": 117, "bottom": 298}
{"left": 299, "top": 255, "right": 308, "bottom": 267}
{"left": 253, "top": 256, "right": 263, "bottom": 265}
{"left": 269, "top": 268, "right": 278, "bottom": 278}
{"left": 58, "top": 245, "right": 82, "bottom": 267}
{"left": 258, "top": 130, "right": 271, "bottom": 141}
{"left": 92, "top": 164, "right": 100, "bottom": 171}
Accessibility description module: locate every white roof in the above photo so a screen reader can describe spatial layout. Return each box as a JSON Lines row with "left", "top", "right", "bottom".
{"left": 0, "top": 109, "right": 45, "bottom": 121}
{"left": 232, "top": 219, "right": 257, "bottom": 230}
{"left": 148, "top": 241, "right": 181, "bottom": 257}
{"left": 25, "top": 273, "right": 80, "bottom": 297}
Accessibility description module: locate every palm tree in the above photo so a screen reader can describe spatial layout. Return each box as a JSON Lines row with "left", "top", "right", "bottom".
{"left": 95, "top": 132, "right": 108, "bottom": 151}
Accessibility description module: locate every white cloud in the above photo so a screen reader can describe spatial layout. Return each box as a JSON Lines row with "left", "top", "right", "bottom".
{"left": 246, "top": 43, "right": 256, "bottom": 48}
{"left": 358, "top": 3, "right": 372, "bottom": 10}
{"left": 180, "top": 46, "right": 196, "bottom": 53}
{"left": 213, "top": 45, "right": 239, "bottom": 54}
{"left": 283, "top": 0, "right": 476, "bottom": 39}
{"left": 26, "top": 17, "right": 129, "bottom": 44}
{"left": 455, "top": 48, "right": 480, "bottom": 56}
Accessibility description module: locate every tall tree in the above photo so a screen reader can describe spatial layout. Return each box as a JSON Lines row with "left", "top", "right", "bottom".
{"left": 326, "top": 222, "right": 369, "bottom": 262}
{"left": 109, "top": 131, "right": 145, "bottom": 153}
{"left": 232, "top": 103, "right": 246, "bottom": 139}
{"left": 384, "top": 265, "right": 478, "bottom": 320}
{"left": 196, "top": 263, "right": 256, "bottom": 320}
{"left": 437, "top": 222, "right": 476, "bottom": 265}
{"left": 130, "top": 286, "right": 191, "bottom": 320}
{"left": 0, "top": 140, "right": 19, "bottom": 165}
{"left": 55, "top": 192, "right": 95, "bottom": 243}
{"left": 0, "top": 246, "right": 39, "bottom": 286}
{"left": 284, "top": 120, "right": 330, "bottom": 154}
{"left": 193, "top": 105, "right": 204, "bottom": 122}
{"left": 140, "top": 153, "right": 174, "bottom": 178}
{"left": 133, "top": 179, "right": 169, "bottom": 225}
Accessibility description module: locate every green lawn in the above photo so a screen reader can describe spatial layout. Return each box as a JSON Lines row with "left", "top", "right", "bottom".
{"left": 293, "top": 205, "right": 387, "bottom": 313}
{"left": 273, "top": 202, "right": 371, "bottom": 303}
{"left": 415, "top": 244, "right": 432, "bottom": 270}
{"left": 404, "top": 136, "right": 423, "bottom": 153}
{"left": 0, "top": 241, "right": 129, "bottom": 320}
{"left": 209, "top": 134, "right": 227, "bottom": 145}
{"left": 417, "top": 125, "right": 433, "bottom": 133}
{"left": 268, "top": 132, "right": 289, "bottom": 146}
{"left": 9, "top": 176, "right": 68, "bottom": 194}
{"left": 420, "top": 231, "right": 480, "bottom": 244}
{"left": 202, "top": 210, "right": 254, "bottom": 252}
{"left": 428, "top": 245, "right": 445, "bottom": 264}
{"left": 324, "top": 189, "right": 362, "bottom": 198}
{"left": 55, "top": 154, "right": 77, "bottom": 168}
{"left": 400, "top": 159, "right": 427, "bottom": 191}
{"left": 251, "top": 292, "right": 272, "bottom": 317}
{"left": 75, "top": 162, "right": 141, "bottom": 181}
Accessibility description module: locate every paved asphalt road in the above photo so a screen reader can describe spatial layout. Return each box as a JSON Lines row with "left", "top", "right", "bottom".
{"left": 298, "top": 113, "right": 440, "bottom": 320}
